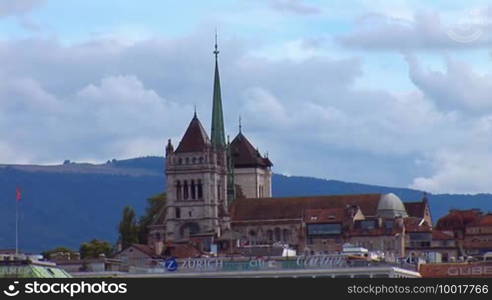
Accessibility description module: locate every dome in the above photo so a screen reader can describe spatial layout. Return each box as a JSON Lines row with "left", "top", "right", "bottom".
{"left": 377, "top": 193, "right": 408, "bottom": 218}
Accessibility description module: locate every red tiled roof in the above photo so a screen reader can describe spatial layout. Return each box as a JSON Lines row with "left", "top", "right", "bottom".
{"left": 304, "top": 208, "right": 345, "bottom": 223}
{"left": 474, "top": 214, "right": 492, "bottom": 226}
{"left": 404, "top": 202, "right": 426, "bottom": 218}
{"left": 436, "top": 209, "right": 483, "bottom": 230}
{"left": 164, "top": 243, "right": 203, "bottom": 258}
{"left": 230, "top": 194, "right": 382, "bottom": 221}
{"left": 404, "top": 217, "right": 431, "bottom": 232}
{"left": 230, "top": 132, "right": 272, "bottom": 168}
{"left": 432, "top": 230, "right": 454, "bottom": 240}
{"left": 175, "top": 115, "right": 210, "bottom": 153}
{"left": 130, "top": 244, "right": 157, "bottom": 257}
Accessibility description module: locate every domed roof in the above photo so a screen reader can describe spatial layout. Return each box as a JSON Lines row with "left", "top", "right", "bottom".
{"left": 377, "top": 193, "right": 408, "bottom": 218}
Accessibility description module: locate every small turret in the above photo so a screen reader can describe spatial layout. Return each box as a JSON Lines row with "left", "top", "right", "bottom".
{"left": 166, "top": 139, "right": 174, "bottom": 156}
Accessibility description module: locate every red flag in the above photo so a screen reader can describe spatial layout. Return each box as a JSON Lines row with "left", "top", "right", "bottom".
{"left": 16, "top": 187, "right": 21, "bottom": 202}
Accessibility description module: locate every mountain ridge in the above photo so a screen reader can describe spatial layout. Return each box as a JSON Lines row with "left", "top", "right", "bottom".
{"left": 0, "top": 156, "right": 490, "bottom": 253}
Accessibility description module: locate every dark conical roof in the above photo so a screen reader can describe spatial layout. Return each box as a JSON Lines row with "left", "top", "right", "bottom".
{"left": 230, "top": 132, "right": 272, "bottom": 168}
{"left": 175, "top": 115, "right": 210, "bottom": 153}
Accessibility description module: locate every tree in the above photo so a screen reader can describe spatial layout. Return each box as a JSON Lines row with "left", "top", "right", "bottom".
{"left": 138, "top": 193, "right": 166, "bottom": 244}
{"left": 118, "top": 205, "right": 139, "bottom": 249}
{"left": 79, "top": 239, "right": 113, "bottom": 259}
{"left": 42, "top": 246, "right": 77, "bottom": 260}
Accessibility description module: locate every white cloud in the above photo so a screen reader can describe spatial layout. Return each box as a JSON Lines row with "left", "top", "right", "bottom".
{"left": 269, "top": 0, "right": 321, "bottom": 15}
{"left": 411, "top": 148, "right": 492, "bottom": 194}
{"left": 406, "top": 55, "right": 492, "bottom": 113}
{"left": 0, "top": 31, "right": 491, "bottom": 193}
{"left": 338, "top": 9, "right": 492, "bottom": 50}
{"left": 0, "top": 0, "right": 44, "bottom": 18}
{"left": 0, "top": 72, "right": 191, "bottom": 163}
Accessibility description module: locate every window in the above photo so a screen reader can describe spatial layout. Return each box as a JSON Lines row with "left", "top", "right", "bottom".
{"left": 384, "top": 220, "right": 394, "bottom": 230}
{"left": 176, "top": 208, "right": 181, "bottom": 219}
{"left": 197, "top": 180, "right": 203, "bottom": 199}
{"left": 267, "top": 230, "right": 273, "bottom": 241}
{"left": 217, "top": 183, "right": 221, "bottom": 201}
{"left": 183, "top": 181, "right": 189, "bottom": 200}
{"left": 192, "top": 157, "right": 196, "bottom": 164}
{"left": 409, "top": 233, "right": 431, "bottom": 241}
{"left": 274, "top": 228, "right": 281, "bottom": 242}
{"left": 191, "top": 180, "right": 196, "bottom": 200}
{"left": 199, "top": 157, "right": 204, "bottom": 163}
{"left": 307, "top": 223, "right": 342, "bottom": 235}
{"left": 189, "top": 211, "right": 192, "bottom": 217}
{"left": 249, "top": 230, "right": 256, "bottom": 242}
{"left": 360, "top": 220, "right": 377, "bottom": 230}
{"left": 176, "top": 181, "right": 182, "bottom": 201}
{"left": 178, "top": 158, "right": 182, "bottom": 165}
{"left": 283, "top": 229, "right": 291, "bottom": 242}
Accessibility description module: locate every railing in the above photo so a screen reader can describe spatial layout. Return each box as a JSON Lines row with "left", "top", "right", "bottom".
{"left": 128, "top": 255, "right": 418, "bottom": 274}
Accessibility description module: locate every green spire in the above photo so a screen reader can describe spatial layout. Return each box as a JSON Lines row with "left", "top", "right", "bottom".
{"left": 211, "top": 33, "right": 226, "bottom": 148}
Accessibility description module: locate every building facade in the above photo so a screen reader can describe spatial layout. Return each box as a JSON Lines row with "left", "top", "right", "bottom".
{"left": 229, "top": 193, "right": 430, "bottom": 257}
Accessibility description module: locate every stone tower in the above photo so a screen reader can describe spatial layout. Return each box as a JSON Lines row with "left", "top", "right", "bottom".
{"left": 230, "top": 128, "right": 273, "bottom": 199}
{"left": 163, "top": 38, "right": 230, "bottom": 248}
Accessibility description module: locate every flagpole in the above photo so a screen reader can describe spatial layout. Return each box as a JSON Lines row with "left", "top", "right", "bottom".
{"left": 15, "top": 194, "right": 18, "bottom": 256}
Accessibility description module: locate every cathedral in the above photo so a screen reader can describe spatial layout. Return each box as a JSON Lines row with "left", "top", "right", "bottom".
{"left": 148, "top": 39, "right": 273, "bottom": 253}
{"left": 147, "top": 40, "right": 433, "bottom": 259}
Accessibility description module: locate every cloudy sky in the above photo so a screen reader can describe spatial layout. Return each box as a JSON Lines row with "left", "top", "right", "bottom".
{"left": 1, "top": 0, "right": 491, "bottom": 194}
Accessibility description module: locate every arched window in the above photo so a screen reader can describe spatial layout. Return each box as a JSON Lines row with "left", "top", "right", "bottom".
{"left": 282, "top": 229, "right": 291, "bottom": 242}
{"left": 267, "top": 230, "right": 273, "bottom": 242}
{"left": 185, "top": 157, "right": 189, "bottom": 164}
{"left": 178, "top": 158, "right": 182, "bottom": 165}
{"left": 274, "top": 228, "right": 281, "bottom": 242}
{"left": 192, "top": 157, "right": 196, "bottom": 164}
{"left": 197, "top": 180, "right": 203, "bottom": 199}
{"left": 176, "top": 181, "right": 182, "bottom": 201}
{"left": 175, "top": 207, "right": 181, "bottom": 219}
{"left": 191, "top": 180, "right": 196, "bottom": 200}
{"left": 183, "top": 181, "right": 189, "bottom": 200}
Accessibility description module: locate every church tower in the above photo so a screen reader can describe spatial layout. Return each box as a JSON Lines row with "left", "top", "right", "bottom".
{"left": 163, "top": 37, "right": 229, "bottom": 248}
{"left": 230, "top": 124, "right": 273, "bottom": 199}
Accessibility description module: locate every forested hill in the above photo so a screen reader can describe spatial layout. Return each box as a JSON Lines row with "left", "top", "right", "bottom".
{"left": 0, "top": 156, "right": 490, "bottom": 252}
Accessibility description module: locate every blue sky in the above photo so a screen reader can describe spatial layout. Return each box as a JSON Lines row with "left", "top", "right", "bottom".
{"left": 1, "top": 0, "right": 492, "bottom": 194}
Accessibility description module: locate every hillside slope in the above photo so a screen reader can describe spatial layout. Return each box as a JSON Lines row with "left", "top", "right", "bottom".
{"left": 0, "top": 156, "right": 490, "bottom": 252}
